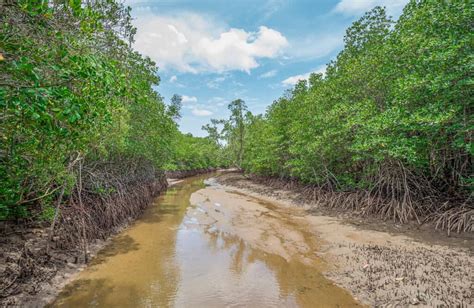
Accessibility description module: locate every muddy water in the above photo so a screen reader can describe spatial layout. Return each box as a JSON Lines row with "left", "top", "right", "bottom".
{"left": 52, "top": 175, "right": 360, "bottom": 307}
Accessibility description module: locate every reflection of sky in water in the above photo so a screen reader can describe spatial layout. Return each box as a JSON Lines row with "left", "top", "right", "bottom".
{"left": 173, "top": 224, "right": 296, "bottom": 307}
{"left": 52, "top": 175, "right": 358, "bottom": 308}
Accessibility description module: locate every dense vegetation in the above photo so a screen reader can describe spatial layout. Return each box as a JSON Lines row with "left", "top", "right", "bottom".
{"left": 0, "top": 1, "right": 220, "bottom": 226}
{"left": 1, "top": 1, "right": 471, "bottom": 305}
{"left": 1, "top": 0, "right": 472, "bottom": 236}
{"left": 208, "top": 2, "right": 473, "bottom": 232}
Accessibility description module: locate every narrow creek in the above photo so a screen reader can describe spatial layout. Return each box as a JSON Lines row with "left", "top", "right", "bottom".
{"left": 51, "top": 174, "right": 360, "bottom": 307}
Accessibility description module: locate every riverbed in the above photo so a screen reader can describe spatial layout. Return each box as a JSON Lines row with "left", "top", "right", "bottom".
{"left": 51, "top": 174, "right": 360, "bottom": 307}
{"left": 51, "top": 173, "right": 473, "bottom": 307}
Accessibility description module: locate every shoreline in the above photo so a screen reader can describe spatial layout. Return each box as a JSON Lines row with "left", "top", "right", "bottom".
{"left": 218, "top": 173, "right": 473, "bottom": 249}
{"left": 0, "top": 178, "right": 184, "bottom": 307}
{"left": 215, "top": 173, "right": 473, "bottom": 306}
{"left": 2, "top": 172, "right": 472, "bottom": 307}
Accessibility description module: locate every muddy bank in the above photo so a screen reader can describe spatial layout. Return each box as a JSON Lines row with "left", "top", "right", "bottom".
{"left": 220, "top": 173, "right": 474, "bottom": 242}
{"left": 0, "top": 227, "right": 110, "bottom": 307}
{"left": 223, "top": 172, "right": 473, "bottom": 235}
{"left": 0, "top": 163, "right": 169, "bottom": 307}
{"left": 216, "top": 172, "right": 474, "bottom": 306}
{"left": 7, "top": 171, "right": 472, "bottom": 307}
{"left": 52, "top": 174, "right": 362, "bottom": 307}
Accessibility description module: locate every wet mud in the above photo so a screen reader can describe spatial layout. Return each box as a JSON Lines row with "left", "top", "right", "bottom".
{"left": 51, "top": 174, "right": 361, "bottom": 307}
{"left": 50, "top": 173, "right": 473, "bottom": 307}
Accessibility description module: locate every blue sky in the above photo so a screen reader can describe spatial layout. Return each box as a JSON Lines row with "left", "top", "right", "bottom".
{"left": 127, "top": 0, "right": 408, "bottom": 136}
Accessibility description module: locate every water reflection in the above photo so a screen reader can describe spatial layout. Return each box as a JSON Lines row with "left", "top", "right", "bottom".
{"left": 52, "top": 175, "right": 359, "bottom": 307}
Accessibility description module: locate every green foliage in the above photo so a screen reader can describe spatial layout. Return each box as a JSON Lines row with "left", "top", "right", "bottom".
{"left": 204, "top": 100, "right": 251, "bottom": 168}
{"left": 2, "top": 0, "right": 471, "bottom": 221}
{"left": 0, "top": 1, "right": 179, "bottom": 219}
{"left": 165, "top": 133, "right": 222, "bottom": 171}
{"left": 211, "top": 1, "right": 472, "bottom": 200}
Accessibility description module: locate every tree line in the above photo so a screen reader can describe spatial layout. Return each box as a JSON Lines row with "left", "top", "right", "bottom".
{"left": 206, "top": 1, "right": 472, "bottom": 232}
{"left": 0, "top": 1, "right": 220, "bottom": 222}
{"left": 1, "top": 0, "right": 471, "bottom": 233}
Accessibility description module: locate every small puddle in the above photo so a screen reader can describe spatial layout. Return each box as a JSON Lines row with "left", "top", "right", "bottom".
{"left": 52, "top": 174, "right": 360, "bottom": 307}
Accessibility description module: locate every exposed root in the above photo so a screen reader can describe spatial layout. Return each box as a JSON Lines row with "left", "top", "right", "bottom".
{"left": 54, "top": 158, "right": 168, "bottom": 251}
{"left": 223, "top": 170, "right": 473, "bottom": 234}
{"left": 0, "top": 157, "right": 168, "bottom": 304}
{"left": 430, "top": 203, "right": 474, "bottom": 235}
{"left": 363, "top": 160, "right": 437, "bottom": 224}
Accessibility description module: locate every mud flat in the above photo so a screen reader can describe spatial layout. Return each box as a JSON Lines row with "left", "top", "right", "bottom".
{"left": 23, "top": 173, "right": 473, "bottom": 307}
{"left": 51, "top": 174, "right": 361, "bottom": 307}
{"left": 216, "top": 173, "right": 474, "bottom": 307}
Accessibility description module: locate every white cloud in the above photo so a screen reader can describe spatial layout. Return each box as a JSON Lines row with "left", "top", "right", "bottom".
{"left": 282, "top": 65, "right": 326, "bottom": 86}
{"left": 182, "top": 95, "right": 198, "bottom": 103}
{"left": 192, "top": 108, "right": 213, "bottom": 116}
{"left": 194, "top": 26, "right": 288, "bottom": 73}
{"left": 334, "top": 0, "right": 408, "bottom": 16}
{"left": 133, "top": 13, "right": 288, "bottom": 73}
{"left": 207, "top": 75, "right": 227, "bottom": 89}
{"left": 169, "top": 75, "right": 177, "bottom": 83}
{"left": 282, "top": 73, "right": 311, "bottom": 86}
{"left": 260, "top": 69, "right": 277, "bottom": 78}
{"left": 167, "top": 24, "right": 188, "bottom": 44}
{"left": 209, "top": 96, "right": 227, "bottom": 106}
{"left": 288, "top": 34, "right": 343, "bottom": 60}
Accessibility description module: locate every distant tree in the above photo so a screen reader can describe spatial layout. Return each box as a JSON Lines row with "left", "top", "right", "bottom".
{"left": 199, "top": 2, "right": 473, "bottom": 230}
{"left": 167, "top": 94, "right": 182, "bottom": 120}
{"left": 202, "top": 119, "right": 224, "bottom": 146}
{"left": 227, "top": 99, "right": 248, "bottom": 168}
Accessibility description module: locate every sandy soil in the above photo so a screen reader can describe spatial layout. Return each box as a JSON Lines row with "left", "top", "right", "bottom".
{"left": 213, "top": 173, "right": 474, "bottom": 307}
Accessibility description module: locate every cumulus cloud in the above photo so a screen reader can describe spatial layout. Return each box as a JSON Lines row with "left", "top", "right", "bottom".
{"left": 282, "top": 65, "right": 326, "bottom": 86}
{"left": 177, "top": 95, "right": 214, "bottom": 117}
{"left": 132, "top": 13, "right": 288, "bottom": 73}
{"left": 192, "top": 108, "right": 213, "bottom": 116}
{"left": 260, "top": 69, "right": 277, "bottom": 78}
{"left": 181, "top": 95, "right": 198, "bottom": 103}
{"left": 334, "top": 0, "right": 409, "bottom": 16}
